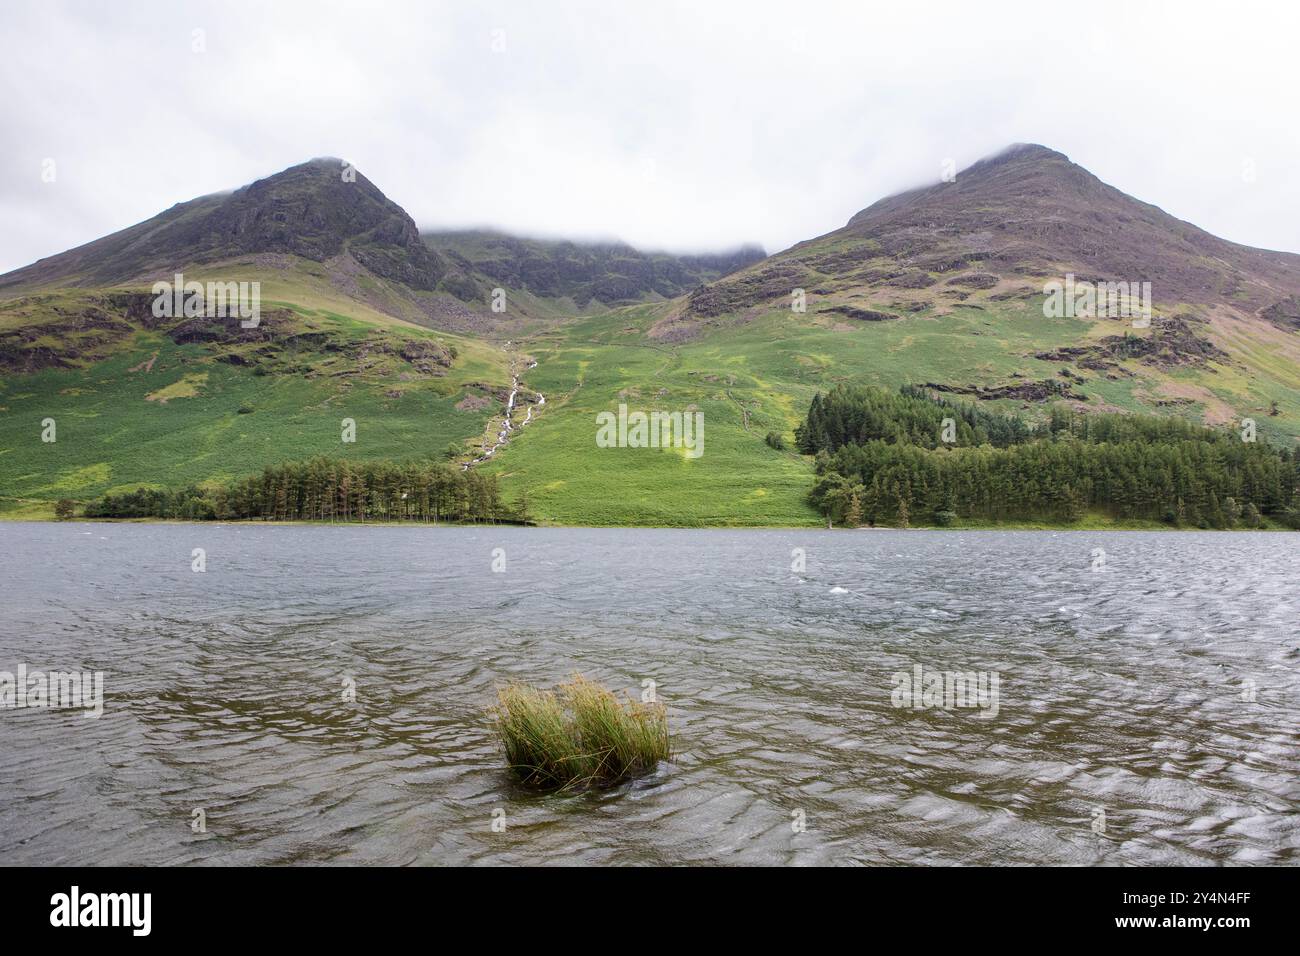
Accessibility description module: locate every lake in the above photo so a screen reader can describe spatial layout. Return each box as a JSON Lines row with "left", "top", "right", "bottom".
{"left": 0, "top": 522, "right": 1296, "bottom": 865}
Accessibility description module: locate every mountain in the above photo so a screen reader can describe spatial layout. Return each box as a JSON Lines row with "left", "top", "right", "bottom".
{"left": 679, "top": 143, "right": 1300, "bottom": 331}
{"left": 424, "top": 229, "right": 764, "bottom": 309}
{"left": 0, "top": 160, "right": 762, "bottom": 329}
{"left": 1, "top": 146, "right": 1296, "bottom": 525}
{"left": 485, "top": 145, "right": 1299, "bottom": 525}
{"left": 1, "top": 158, "right": 452, "bottom": 294}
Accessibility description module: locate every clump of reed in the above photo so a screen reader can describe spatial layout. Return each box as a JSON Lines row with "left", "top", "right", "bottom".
{"left": 493, "top": 674, "right": 671, "bottom": 791}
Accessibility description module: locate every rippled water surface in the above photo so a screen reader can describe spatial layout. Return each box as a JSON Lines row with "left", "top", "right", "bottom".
{"left": 1, "top": 523, "right": 1296, "bottom": 866}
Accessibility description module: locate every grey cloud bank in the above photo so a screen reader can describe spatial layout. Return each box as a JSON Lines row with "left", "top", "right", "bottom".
{"left": 2, "top": 0, "right": 1298, "bottom": 275}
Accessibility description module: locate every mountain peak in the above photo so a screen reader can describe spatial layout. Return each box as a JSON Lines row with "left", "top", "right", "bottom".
{"left": 688, "top": 144, "right": 1300, "bottom": 326}
{"left": 958, "top": 143, "right": 1074, "bottom": 180}
{"left": 982, "top": 142, "right": 1068, "bottom": 163}
{"left": 0, "top": 157, "right": 448, "bottom": 293}
{"left": 846, "top": 143, "right": 1087, "bottom": 230}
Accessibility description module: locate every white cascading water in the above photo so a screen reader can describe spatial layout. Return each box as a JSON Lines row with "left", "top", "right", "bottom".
{"left": 463, "top": 358, "right": 543, "bottom": 469}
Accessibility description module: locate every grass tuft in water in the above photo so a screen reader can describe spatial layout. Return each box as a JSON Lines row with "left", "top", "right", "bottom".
{"left": 494, "top": 675, "right": 670, "bottom": 791}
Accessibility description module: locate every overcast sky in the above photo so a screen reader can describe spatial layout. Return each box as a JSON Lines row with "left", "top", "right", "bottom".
{"left": 2, "top": 0, "right": 1298, "bottom": 274}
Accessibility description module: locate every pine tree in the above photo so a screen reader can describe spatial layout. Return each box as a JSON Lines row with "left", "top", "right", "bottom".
{"left": 1222, "top": 496, "right": 1242, "bottom": 527}
{"left": 846, "top": 492, "right": 862, "bottom": 528}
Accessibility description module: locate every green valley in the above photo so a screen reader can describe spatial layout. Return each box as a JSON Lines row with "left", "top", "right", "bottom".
{"left": 2, "top": 147, "right": 1298, "bottom": 527}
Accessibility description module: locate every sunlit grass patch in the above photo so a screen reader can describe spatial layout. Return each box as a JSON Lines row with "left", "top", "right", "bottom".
{"left": 494, "top": 675, "right": 670, "bottom": 791}
{"left": 145, "top": 372, "right": 208, "bottom": 403}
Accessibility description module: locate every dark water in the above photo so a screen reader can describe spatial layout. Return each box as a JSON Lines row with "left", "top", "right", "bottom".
{"left": 0, "top": 522, "right": 1296, "bottom": 866}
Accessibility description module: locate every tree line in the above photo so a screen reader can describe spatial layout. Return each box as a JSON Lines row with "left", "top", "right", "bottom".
{"left": 800, "top": 385, "right": 1299, "bottom": 528}
{"left": 80, "top": 457, "right": 528, "bottom": 524}
{"left": 797, "top": 383, "right": 1035, "bottom": 453}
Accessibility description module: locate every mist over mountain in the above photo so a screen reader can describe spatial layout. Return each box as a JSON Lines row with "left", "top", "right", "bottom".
{"left": 0, "top": 160, "right": 763, "bottom": 318}
{"left": 683, "top": 144, "right": 1300, "bottom": 328}
{"left": 0, "top": 159, "right": 450, "bottom": 293}
{"left": 423, "top": 229, "right": 764, "bottom": 308}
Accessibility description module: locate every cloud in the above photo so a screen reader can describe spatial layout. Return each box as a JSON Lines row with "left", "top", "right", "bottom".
{"left": 1, "top": 0, "right": 1298, "bottom": 273}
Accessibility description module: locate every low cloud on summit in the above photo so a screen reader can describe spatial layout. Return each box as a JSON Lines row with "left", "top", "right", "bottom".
{"left": 1, "top": 0, "right": 1297, "bottom": 273}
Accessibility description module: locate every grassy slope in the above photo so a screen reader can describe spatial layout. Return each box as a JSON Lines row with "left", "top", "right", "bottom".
{"left": 487, "top": 306, "right": 818, "bottom": 526}
{"left": 482, "top": 296, "right": 1300, "bottom": 526}
{"left": 0, "top": 273, "right": 512, "bottom": 517}
{"left": 3, "top": 274, "right": 1297, "bottom": 525}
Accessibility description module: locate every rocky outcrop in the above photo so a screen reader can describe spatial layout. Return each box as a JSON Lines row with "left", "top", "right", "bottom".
{"left": 0, "top": 290, "right": 457, "bottom": 377}
{"left": 0, "top": 298, "right": 134, "bottom": 371}
{"left": 684, "top": 262, "right": 809, "bottom": 317}
{"left": 1033, "top": 315, "right": 1228, "bottom": 371}
{"left": 922, "top": 378, "right": 1086, "bottom": 402}
{"left": 946, "top": 272, "right": 1000, "bottom": 289}
{"left": 1260, "top": 295, "right": 1300, "bottom": 331}
{"left": 823, "top": 305, "right": 899, "bottom": 322}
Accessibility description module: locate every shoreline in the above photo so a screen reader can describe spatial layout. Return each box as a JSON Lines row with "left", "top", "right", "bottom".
{"left": 1, "top": 514, "right": 1293, "bottom": 532}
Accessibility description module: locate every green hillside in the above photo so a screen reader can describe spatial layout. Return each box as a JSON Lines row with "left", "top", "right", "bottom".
{"left": 0, "top": 286, "right": 511, "bottom": 518}
{"left": 2, "top": 148, "right": 1298, "bottom": 526}
{"left": 480, "top": 294, "right": 1299, "bottom": 526}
